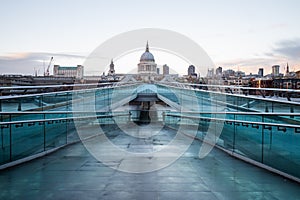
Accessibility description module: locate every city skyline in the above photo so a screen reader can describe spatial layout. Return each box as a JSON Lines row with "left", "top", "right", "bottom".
{"left": 1, "top": 0, "right": 300, "bottom": 75}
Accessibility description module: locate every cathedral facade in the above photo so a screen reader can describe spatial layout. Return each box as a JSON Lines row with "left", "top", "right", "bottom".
{"left": 138, "top": 42, "right": 157, "bottom": 75}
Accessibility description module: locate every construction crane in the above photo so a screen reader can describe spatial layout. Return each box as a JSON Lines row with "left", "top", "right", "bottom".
{"left": 44, "top": 57, "right": 53, "bottom": 76}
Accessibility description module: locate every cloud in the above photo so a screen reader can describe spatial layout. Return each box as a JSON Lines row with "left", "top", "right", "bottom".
{"left": 217, "top": 56, "right": 288, "bottom": 74}
{"left": 270, "top": 23, "right": 289, "bottom": 29}
{"left": 219, "top": 56, "right": 285, "bottom": 67}
{"left": 217, "top": 38, "right": 300, "bottom": 74}
{"left": 0, "top": 52, "right": 86, "bottom": 75}
{"left": 273, "top": 38, "right": 300, "bottom": 60}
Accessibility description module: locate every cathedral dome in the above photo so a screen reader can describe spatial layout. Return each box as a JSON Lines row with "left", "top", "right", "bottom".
{"left": 140, "top": 52, "right": 155, "bottom": 62}
{"left": 140, "top": 42, "right": 155, "bottom": 62}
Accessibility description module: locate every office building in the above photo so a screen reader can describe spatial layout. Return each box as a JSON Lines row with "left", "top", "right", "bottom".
{"left": 188, "top": 65, "right": 195, "bottom": 76}
{"left": 272, "top": 65, "right": 280, "bottom": 77}
{"left": 163, "top": 64, "right": 169, "bottom": 75}
{"left": 258, "top": 68, "right": 264, "bottom": 77}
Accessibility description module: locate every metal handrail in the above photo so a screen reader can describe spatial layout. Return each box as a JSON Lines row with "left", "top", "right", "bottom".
{"left": 159, "top": 81, "right": 300, "bottom": 93}
{"left": 0, "top": 82, "right": 112, "bottom": 90}
{"left": 3, "top": 81, "right": 299, "bottom": 95}
{"left": 156, "top": 83, "right": 300, "bottom": 106}
{"left": 0, "top": 81, "right": 140, "bottom": 90}
{"left": 0, "top": 111, "right": 127, "bottom": 115}
{"left": 0, "top": 82, "right": 139, "bottom": 100}
{"left": 5, "top": 111, "right": 294, "bottom": 117}
{"left": 0, "top": 112, "right": 130, "bottom": 126}
{"left": 164, "top": 113, "right": 300, "bottom": 129}
{"left": 165, "top": 111, "right": 300, "bottom": 116}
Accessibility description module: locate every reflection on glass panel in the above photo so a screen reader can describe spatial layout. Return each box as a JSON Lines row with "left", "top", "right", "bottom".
{"left": 11, "top": 122, "right": 44, "bottom": 161}
{"left": 263, "top": 127, "right": 300, "bottom": 178}
{"left": 0, "top": 127, "right": 10, "bottom": 165}
{"left": 45, "top": 120, "right": 67, "bottom": 150}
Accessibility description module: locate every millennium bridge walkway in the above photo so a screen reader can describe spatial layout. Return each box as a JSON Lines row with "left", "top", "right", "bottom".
{"left": 0, "top": 82, "right": 300, "bottom": 199}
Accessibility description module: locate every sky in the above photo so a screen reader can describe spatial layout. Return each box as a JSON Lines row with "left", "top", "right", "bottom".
{"left": 0, "top": 0, "right": 300, "bottom": 76}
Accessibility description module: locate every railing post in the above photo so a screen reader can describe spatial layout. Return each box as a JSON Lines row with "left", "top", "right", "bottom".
{"left": 108, "top": 88, "right": 111, "bottom": 112}
{"left": 9, "top": 114, "right": 12, "bottom": 162}
{"left": 261, "top": 115, "right": 264, "bottom": 164}
{"left": 269, "top": 127, "right": 273, "bottom": 148}
{"left": 265, "top": 106, "right": 269, "bottom": 113}
{"left": 233, "top": 114, "right": 236, "bottom": 151}
{"left": 1, "top": 114, "right": 3, "bottom": 149}
{"left": 214, "top": 113, "right": 217, "bottom": 144}
{"left": 38, "top": 96, "right": 42, "bottom": 108}
{"left": 43, "top": 113, "right": 46, "bottom": 151}
{"left": 290, "top": 107, "right": 294, "bottom": 119}
{"left": 66, "top": 114, "right": 68, "bottom": 144}
{"left": 17, "top": 99, "right": 22, "bottom": 111}
{"left": 128, "top": 111, "right": 131, "bottom": 122}
{"left": 41, "top": 95, "right": 44, "bottom": 111}
{"left": 271, "top": 102, "right": 274, "bottom": 113}
{"left": 66, "top": 92, "right": 69, "bottom": 111}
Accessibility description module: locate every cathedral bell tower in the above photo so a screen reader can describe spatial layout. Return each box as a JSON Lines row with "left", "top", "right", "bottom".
{"left": 108, "top": 59, "right": 115, "bottom": 76}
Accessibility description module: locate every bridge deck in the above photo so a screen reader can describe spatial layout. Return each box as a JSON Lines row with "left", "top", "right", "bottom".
{"left": 1, "top": 126, "right": 299, "bottom": 200}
